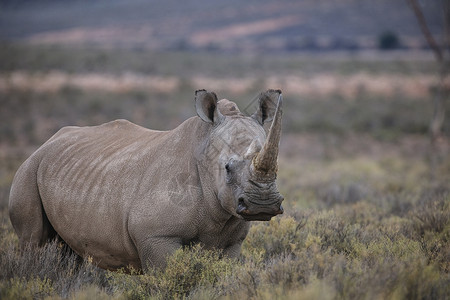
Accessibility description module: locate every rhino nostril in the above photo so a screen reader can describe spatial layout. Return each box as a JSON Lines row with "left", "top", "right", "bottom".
{"left": 237, "top": 197, "right": 248, "bottom": 214}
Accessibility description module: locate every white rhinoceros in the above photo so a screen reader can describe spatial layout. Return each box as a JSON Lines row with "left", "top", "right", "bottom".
{"left": 9, "top": 89, "right": 284, "bottom": 270}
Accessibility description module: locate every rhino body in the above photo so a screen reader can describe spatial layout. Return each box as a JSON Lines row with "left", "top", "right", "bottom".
{"left": 9, "top": 89, "right": 284, "bottom": 270}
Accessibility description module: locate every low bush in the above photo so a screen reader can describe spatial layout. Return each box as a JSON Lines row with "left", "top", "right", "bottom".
{"left": 0, "top": 240, "right": 108, "bottom": 299}
{"left": 1, "top": 44, "right": 449, "bottom": 298}
{"left": 107, "top": 245, "right": 237, "bottom": 299}
{"left": 0, "top": 183, "right": 449, "bottom": 299}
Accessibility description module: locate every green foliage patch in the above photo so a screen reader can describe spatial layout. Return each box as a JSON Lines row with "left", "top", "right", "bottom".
{"left": 3, "top": 189, "right": 448, "bottom": 299}
{"left": 0, "top": 44, "right": 449, "bottom": 299}
{"left": 107, "top": 245, "right": 237, "bottom": 299}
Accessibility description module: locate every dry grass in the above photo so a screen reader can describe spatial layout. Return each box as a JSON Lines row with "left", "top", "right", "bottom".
{"left": 0, "top": 70, "right": 443, "bottom": 100}
{"left": 0, "top": 44, "right": 449, "bottom": 299}
{"left": 1, "top": 132, "right": 448, "bottom": 299}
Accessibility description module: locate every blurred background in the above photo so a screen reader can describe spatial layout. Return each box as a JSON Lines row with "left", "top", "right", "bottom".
{"left": 0, "top": 0, "right": 449, "bottom": 212}
{"left": 1, "top": 1, "right": 450, "bottom": 297}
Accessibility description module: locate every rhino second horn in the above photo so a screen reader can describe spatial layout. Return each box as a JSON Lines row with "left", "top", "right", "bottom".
{"left": 252, "top": 93, "right": 283, "bottom": 180}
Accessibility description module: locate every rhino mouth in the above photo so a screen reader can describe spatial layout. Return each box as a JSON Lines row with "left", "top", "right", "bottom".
{"left": 239, "top": 211, "right": 282, "bottom": 221}
{"left": 236, "top": 201, "right": 284, "bottom": 221}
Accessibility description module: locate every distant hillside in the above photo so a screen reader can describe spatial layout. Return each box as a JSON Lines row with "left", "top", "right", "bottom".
{"left": 0, "top": 0, "right": 443, "bottom": 52}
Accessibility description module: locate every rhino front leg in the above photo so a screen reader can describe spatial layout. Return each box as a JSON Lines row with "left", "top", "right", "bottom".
{"left": 223, "top": 242, "right": 243, "bottom": 259}
{"left": 136, "top": 236, "right": 182, "bottom": 270}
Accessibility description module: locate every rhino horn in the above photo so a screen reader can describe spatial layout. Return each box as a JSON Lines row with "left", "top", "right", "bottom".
{"left": 252, "top": 92, "right": 283, "bottom": 181}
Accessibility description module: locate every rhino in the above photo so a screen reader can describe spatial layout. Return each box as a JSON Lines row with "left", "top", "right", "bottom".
{"left": 9, "top": 89, "right": 285, "bottom": 270}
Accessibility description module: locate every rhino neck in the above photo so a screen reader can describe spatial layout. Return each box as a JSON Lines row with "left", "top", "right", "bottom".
{"left": 196, "top": 161, "right": 239, "bottom": 226}
{"left": 192, "top": 120, "right": 238, "bottom": 224}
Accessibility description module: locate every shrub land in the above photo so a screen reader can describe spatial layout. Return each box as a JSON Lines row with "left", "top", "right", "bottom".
{"left": 0, "top": 44, "right": 449, "bottom": 299}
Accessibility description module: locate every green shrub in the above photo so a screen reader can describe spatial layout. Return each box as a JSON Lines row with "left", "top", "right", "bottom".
{"left": 241, "top": 216, "right": 306, "bottom": 262}
{"left": 0, "top": 277, "right": 54, "bottom": 300}
{"left": 1, "top": 42, "right": 450, "bottom": 300}
{"left": 411, "top": 192, "right": 450, "bottom": 272}
{"left": 390, "top": 261, "right": 449, "bottom": 300}
{"left": 158, "top": 245, "right": 236, "bottom": 298}
{"left": 0, "top": 240, "right": 107, "bottom": 299}
{"left": 107, "top": 245, "right": 237, "bottom": 299}
{"left": 69, "top": 285, "right": 124, "bottom": 300}
{"left": 413, "top": 192, "right": 450, "bottom": 235}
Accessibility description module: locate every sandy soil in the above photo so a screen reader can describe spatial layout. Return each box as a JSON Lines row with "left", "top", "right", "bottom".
{"left": 0, "top": 70, "right": 444, "bottom": 99}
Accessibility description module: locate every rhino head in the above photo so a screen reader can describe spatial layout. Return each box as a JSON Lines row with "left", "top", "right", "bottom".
{"left": 195, "top": 89, "right": 284, "bottom": 221}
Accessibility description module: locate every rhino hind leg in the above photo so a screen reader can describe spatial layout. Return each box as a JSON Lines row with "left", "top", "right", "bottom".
{"left": 9, "top": 158, "right": 57, "bottom": 247}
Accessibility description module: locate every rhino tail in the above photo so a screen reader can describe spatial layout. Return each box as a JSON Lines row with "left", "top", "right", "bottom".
{"left": 9, "top": 155, "right": 57, "bottom": 247}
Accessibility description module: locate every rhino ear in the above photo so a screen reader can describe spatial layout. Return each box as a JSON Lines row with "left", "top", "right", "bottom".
{"left": 195, "top": 89, "right": 224, "bottom": 124}
{"left": 251, "top": 89, "right": 282, "bottom": 125}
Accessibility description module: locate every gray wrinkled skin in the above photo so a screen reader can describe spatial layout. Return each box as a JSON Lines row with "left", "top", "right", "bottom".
{"left": 9, "top": 89, "right": 284, "bottom": 270}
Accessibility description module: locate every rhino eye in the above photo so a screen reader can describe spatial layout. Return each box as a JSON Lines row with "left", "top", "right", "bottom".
{"left": 225, "top": 163, "right": 231, "bottom": 173}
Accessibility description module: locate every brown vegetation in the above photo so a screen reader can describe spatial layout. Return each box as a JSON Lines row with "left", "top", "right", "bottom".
{"left": 0, "top": 45, "right": 449, "bottom": 299}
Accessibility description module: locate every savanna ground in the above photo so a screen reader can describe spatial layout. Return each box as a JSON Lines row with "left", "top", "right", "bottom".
{"left": 0, "top": 44, "right": 449, "bottom": 299}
